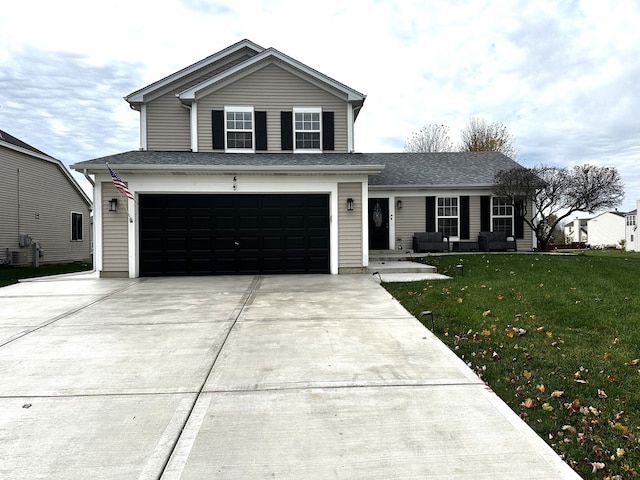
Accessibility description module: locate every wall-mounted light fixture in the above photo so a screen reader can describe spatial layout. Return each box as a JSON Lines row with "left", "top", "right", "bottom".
{"left": 233, "top": 175, "right": 237, "bottom": 190}
{"left": 396, "top": 199, "right": 403, "bottom": 210}
{"left": 346, "top": 198, "right": 354, "bottom": 211}
{"left": 108, "top": 198, "right": 118, "bottom": 212}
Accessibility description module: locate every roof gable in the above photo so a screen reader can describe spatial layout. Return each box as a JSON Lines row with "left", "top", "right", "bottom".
{"left": 125, "top": 39, "right": 265, "bottom": 104}
{"left": 177, "top": 47, "right": 365, "bottom": 106}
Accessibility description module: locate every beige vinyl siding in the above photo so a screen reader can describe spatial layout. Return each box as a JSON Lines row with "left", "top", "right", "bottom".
{"left": 101, "top": 182, "right": 128, "bottom": 274}
{"left": 469, "top": 195, "right": 482, "bottom": 240}
{"left": 0, "top": 147, "right": 91, "bottom": 266}
{"left": 146, "top": 96, "right": 191, "bottom": 150}
{"left": 144, "top": 49, "right": 258, "bottom": 151}
{"left": 394, "top": 197, "right": 426, "bottom": 251}
{"left": 197, "top": 62, "right": 349, "bottom": 153}
{"left": 338, "top": 183, "right": 363, "bottom": 271}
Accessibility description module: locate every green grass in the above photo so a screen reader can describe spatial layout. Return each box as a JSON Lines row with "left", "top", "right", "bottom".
{"left": 0, "top": 262, "right": 93, "bottom": 287}
{"left": 384, "top": 251, "right": 640, "bottom": 479}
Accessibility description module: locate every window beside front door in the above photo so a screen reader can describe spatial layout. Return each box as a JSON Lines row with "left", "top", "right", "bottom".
{"left": 492, "top": 197, "right": 514, "bottom": 235}
{"left": 437, "top": 196, "right": 458, "bottom": 238}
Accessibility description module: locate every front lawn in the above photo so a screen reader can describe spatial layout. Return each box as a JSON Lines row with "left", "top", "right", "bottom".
{"left": 0, "top": 262, "right": 93, "bottom": 288}
{"left": 384, "top": 251, "right": 640, "bottom": 479}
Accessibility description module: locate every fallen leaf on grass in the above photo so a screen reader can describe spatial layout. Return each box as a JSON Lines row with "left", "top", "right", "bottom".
{"left": 482, "top": 310, "right": 491, "bottom": 317}
{"left": 481, "top": 329, "right": 491, "bottom": 337}
{"left": 523, "top": 370, "right": 532, "bottom": 379}
{"left": 457, "top": 297, "right": 463, "bottom": 303}
{"left": 610, "top": 421, "right": 629, "bottom": 435}
{"left": 566, "top": 399, "right": 581, "bottom": 411}
{"left": 625, "top": 358, "right": 640, "bottom": 366}
{"left": 590, "top": 462, "right": 605, "bottom": 473}
{"left": 550, "top": 390, "right": 564, "bottom": 399}
{"left": 497, "top": 295, "right": 504, "bottom": 300}
{"left": 603, "top": 352, "right": 611, "bottom": 360}
{"left": 598, "top": 389, "right": 608, "bottom": 399}
{"left": 542, "top": 402, "right": 554, "bottom": 412}
{"left": 617, "top": 448, "right": 625, "bottom": 458}
{"left": 536, "top": 384, "right": 545, "bottom": 392}
{"left": 607, "top": 374, "right": 616, "bottom": 383}
{"left": 521, "top": 398, "right": 535, "bottom": 408}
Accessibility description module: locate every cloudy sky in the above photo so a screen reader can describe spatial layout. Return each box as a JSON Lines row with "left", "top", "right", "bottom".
{"left": 1, "top": 0, "right": 639, "bottom": 212}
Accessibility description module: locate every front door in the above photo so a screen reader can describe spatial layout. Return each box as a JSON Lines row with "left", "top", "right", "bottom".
{"left": 368, "top": 198, "right": 389, "bottom": 250}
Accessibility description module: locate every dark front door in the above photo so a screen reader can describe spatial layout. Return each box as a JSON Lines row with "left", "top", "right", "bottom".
{"left": 368, "top": 198, "right": 389, "bottom": 250}
{"left": 139, "top": 194, "right": 329, "bottom": 276}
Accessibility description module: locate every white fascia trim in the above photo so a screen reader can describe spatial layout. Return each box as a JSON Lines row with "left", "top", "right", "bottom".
{"left": 347, "top": 104, "right": 354, "bottom": 152}
{"left": 178, "top": 49, "right": 366, "bottom": 103}
{"left": 125, "top": 39, "right": 265, "bottom": 103}
{"left": 77, "top": 164, "right": 385, "bottom": 176}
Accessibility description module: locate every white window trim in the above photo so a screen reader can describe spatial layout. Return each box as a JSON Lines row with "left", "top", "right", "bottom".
{"left": 436, "top": 196, "right": 459, "bottom": 241}
{"left": 491, "top": 197, "right": 515, "bottom": 236}
{"left": 293, "top": 107, "right": 322, "bottom": 153}
{"left": 224, "top": 105, "right": 255, "bottom": 153}
{"left": 71, "top": 211, "right": 83, "bottom": 242}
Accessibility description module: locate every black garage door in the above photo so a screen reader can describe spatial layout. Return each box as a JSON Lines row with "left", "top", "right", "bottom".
{"left": 139, "top": 194, "right": 330, "bottom": 276}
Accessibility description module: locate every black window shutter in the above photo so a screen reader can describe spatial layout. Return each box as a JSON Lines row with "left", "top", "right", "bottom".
{"left": 460, "top": 196, "right": 470, "bottom": 239}
{"left": 255, "top": 111, "right": 267, "bottom": 151}
{"left": 426, "top": 196, "right": 436, "bottom": 232}
{"left": 281, "top": 111, "right": 293, "bottom": 150}
{"left": 515, "top": 200, "right": 525, "bottom": 239}
{"left": 322, "top": 111, "right": 334, "bottom": 151}
{"left": 480, "top": 196, "right": 491, "bottom": 232}
{"left": 212, "top": 110, "right": 224, "bottom": 150}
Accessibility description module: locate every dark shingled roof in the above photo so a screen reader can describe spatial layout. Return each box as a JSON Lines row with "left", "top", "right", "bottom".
{"left": 72, "top": 150, "right": 521, "bottom": 187}
{"left": 0, "top": 129, "right": 50, "bottom": 157}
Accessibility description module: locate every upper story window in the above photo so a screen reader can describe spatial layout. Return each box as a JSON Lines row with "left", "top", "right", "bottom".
{"left": 492, "top": 197, "right": 513, "bottom": 235}
{"left": 294, "top": 108, "right": 321, "bottom": 152}
{"left": 71, "top": 212, "right": 83, "bottom": 241}
{"left": 225, "top": 106, "right": 254, "bottom": 152}
{"left": 627, "top": 214, "right": 636, "bottom": 227}
{"left": 437, "top": 196, "right": 458, "bottom": 238}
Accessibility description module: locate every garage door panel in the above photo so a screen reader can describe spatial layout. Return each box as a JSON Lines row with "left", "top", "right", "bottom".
{"left": 139, "top": 194, "right": 329, "bottom": 276}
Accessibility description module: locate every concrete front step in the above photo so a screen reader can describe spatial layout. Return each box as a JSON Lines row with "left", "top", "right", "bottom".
{"left": 368, "top": 261, "right": 437, "bottom": 275}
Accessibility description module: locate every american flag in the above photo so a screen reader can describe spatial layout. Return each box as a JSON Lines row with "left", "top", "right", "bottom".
{"left": 107, "top": 163, "right": 135, "bottom": 201}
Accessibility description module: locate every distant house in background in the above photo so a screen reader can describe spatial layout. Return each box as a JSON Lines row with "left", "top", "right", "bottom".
{"left": 625, "top": 201, "right": 639, "bottom": 252}
{"left": 0, "top": 129, "right": 92, "bottom": 267}
{"left": 564, "top": 218, "right": 588, "bottom": 244}
{"left": 587, "top": 211, "right": 626, "bottom": 249}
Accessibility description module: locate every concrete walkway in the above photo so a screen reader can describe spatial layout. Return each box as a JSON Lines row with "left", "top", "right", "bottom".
{"left": 0, "top": 273, "right": 580, "bottom": 479}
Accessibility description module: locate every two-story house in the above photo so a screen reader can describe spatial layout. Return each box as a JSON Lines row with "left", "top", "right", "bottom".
{"left": 71, "top": 39, "right": 531, "bottom": 278}
{"left": 1, "top": 129, "right": 92, "bottom": 267}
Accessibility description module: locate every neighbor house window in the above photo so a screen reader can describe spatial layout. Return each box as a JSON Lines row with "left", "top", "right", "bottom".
{"left": 71, "top": 212, "right": 83, "bottom": 241}
{"left": 627, "top": 214, "right": 636, "bottom": 227}
{"left": 437, "top": 197, "right": 458, "bottom": 237}
{"left": 294, "top": 107, "right": 321, "bottom": 151}
{"left": 225, "top": 106, "right": 254, "bottom": 151}
{"left": 492, "top": 197, "right": 513, "bottom": 235}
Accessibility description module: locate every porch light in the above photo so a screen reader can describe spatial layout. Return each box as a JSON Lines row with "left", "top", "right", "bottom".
{"left": 346, "top": 198, "right": 354, "bottom": 211}
{"left": 421, "top": 310, "right": 435, "bottom": 331}
{"left": 108, "top": 198, "right": 118, "bottom": 212}
{"left": 396, "top": 199, "right": 403, "bottom": 209}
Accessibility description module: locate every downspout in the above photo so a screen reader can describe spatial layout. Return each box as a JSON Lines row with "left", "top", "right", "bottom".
{"left": 82, "top": 169, "right": 95, "bottom": 187}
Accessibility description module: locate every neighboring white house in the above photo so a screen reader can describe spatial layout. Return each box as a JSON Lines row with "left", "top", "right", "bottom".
{"left": 587, "top": 211, "right": 626, "bottom": 248}
{"left": 564, "top": 218, "right": 588, "bottom": 244}
{"left": 625, "top": 200, "right": 639, "bottom": 251}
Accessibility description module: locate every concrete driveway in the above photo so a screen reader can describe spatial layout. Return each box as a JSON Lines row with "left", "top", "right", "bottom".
{"left": 0, "top": 273, "right": 580, "bottom": 479}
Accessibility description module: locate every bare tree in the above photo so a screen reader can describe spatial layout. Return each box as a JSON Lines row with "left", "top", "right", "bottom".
{"left": 459, "top": 117, "right": 517, "bottom": 158}
{"left": 494, "top": 164, "right": 624, "bottom": 250}
{"left": 404, "top": 124, "right": 453, "bottom": 152}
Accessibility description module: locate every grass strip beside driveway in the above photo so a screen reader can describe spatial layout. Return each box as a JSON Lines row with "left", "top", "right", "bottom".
{"left": 384, "top": 251, "right": 640, "bottom": 479}
{"left": 0, "top": 263, "right": 93, "bottom": 288}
